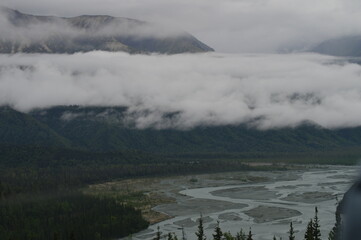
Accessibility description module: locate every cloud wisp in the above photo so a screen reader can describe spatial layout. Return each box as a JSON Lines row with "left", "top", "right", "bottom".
{"left": 0, "top": 52, "right": 361, "bottom": 129}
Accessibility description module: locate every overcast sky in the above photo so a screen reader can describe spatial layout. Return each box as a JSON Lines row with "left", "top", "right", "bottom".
{"left": 1, "top": 1, "right": 361, "bottom": 130}
{"left": 2, "top": 0, "right": 361, "bottom": 52}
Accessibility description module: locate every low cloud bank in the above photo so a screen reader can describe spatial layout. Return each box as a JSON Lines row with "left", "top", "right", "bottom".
{"left": 0, "top": 52, "right": 360, "bottom": 129}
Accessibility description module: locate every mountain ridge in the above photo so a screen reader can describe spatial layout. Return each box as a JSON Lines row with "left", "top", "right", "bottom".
{"left": 312, "top": 35, "right": 361, "bottom": 57}
{"left": 0, "top": 7, "right": 214, "bottom": 54}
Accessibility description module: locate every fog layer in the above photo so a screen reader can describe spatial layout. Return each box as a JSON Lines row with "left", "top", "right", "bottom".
{"left": 0, "top": 52, "right": 360, "bottom": 129}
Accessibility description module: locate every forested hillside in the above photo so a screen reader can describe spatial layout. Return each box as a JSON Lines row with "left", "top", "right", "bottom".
{"left": 0, "top": 105, "right": 359, "bottom": 239}
{"left": 23, "top": 105, "right": 361, "bottom": 155}
{"left": 0, "top": 107, "right": 70, "bottom": 147}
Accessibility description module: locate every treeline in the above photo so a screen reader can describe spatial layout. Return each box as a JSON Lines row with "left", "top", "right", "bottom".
{"left": 154, "top": 207, "right": 340, "bottom": 240}
{"left": 0, "top": 145, "right": 270, "bottom": 197}
{"left": 0, "top": 192, "right": 148, "bottom": 240}
{"left": 0, "top": 145, "right": 158, "bottom": 239}
{"left": 168, "top": 149, "right": 361, "bottom": 165}
{"left": 0, "top": 143, "right": 357, "bottom": 199}
{"left": 0, "top": 145, "right": 284, "bottom": 240}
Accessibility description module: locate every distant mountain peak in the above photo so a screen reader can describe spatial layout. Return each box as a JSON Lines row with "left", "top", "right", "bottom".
{"left": 0, "top": 8, "right": 214, "bottom": 54}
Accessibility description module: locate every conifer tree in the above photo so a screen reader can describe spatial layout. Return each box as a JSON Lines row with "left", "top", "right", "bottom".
{"left": 329, "top": 200, "right": 341, "bottom": 240}
{"left": 196, "top": 214, "right": 206, "bottom": 240}
{"left": 182, "top": 226, "right": 187, "bottom": 240}
{"left": 213, "top": 221, "right": 223, "bottom": 240}
{"left": 313, "top": 207, "right": 321, "bottom": 240}
{"left": 169, "top": 233, "right": 179, "bottom": 240}
{"left": 153, "top": 226, "right": 162, "bottom": 240}
{"left": 288, "top": 222, "right": 295, "bottom": 240}
{"left": 224, "top": 232, "right": 235, "bottom": 240}
{"left": 168, "top": 233, "right": 174, "bottom": 240}
{"left": 246, "top": 228, "right": 253, "bottom": 240}
{"left": 328, "top": 231, "right": 335, "bottom": 240}
{"left": 236, "top": 229, "right": 246, "bottom": 240}
{"left": 304, "top": 219, "right": 314, "bottom": 240}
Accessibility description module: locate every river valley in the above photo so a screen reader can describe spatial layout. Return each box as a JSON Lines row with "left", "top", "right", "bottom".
{"left": 132, "top": 165, "right": 356, "bottom": 240}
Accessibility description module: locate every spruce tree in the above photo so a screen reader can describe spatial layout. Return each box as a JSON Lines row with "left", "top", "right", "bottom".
{"left": 196, "top": 214, "right": 206, "bottom": 240}
{"left": 304, "top": 219, "right": 314, "bottom": 240}
{"left": 213, "top": 221, "right": 223, "bottom": 240}
{"left": 224, "top": 232, "right": 235, "bottom": 240}
{"left": 328, "top": 231, "right": 335, "bottom": 240}
{"left": 246, "top": 228, "right": 253, "bottom": 240}
{"left": 182, "top": 226, "right": 187, "bottom": 240}
{"left": 313, "top": 207, "right": 321, "bottom": 240}
{"left": 236, "top": 229, "right": 246, "bottom": 240}
{"left": 288, "top": 222, "right": 295, "bottom": 240}
{"left": 329, "top": 200, "right": 341, "bottom": 240}
{"left": 153, "top": 226, "right": 161, "bottom": 240}
{"left": 169, "top": 233, "right": 179, "bottom": 240}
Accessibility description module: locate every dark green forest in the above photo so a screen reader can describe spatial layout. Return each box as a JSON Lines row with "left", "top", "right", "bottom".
{"left": 3, "top": 106, "right": 361, "bottom": 155}
{"left": 0, "top": 145, "right": 263, "bottom": 240}
{"left": 0, "top": 105, "right": 359, "bottom": 198}
{"left": 0, "top": 105, "right": 355, "bottom": 240}
{"left": 0, "top": 192, "right": 148, "bottom": 240}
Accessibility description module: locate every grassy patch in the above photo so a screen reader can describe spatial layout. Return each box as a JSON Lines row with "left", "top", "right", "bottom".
{"left": 83, "top": 178, "right": 174, "bottom": 224}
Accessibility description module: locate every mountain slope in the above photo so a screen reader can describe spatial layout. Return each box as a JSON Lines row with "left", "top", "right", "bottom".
{"left": 3, "top": 106, "right": 361, "bottom": 155}
{"left": 313, "top": 35, "right": 361, "bottom": 57}
{"left": 0, "top": 106, "right": 70, "bottom": 147}
{"left": 0, "top": 7, "right": 214, "bottom": 54}
{"left": 28, "top": 106, "right": 361, "bottom": 154}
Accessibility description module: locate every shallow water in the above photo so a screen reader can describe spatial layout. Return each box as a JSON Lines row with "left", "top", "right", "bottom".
{"left": 133, "top": 166, "right": 356, "bottom": 240}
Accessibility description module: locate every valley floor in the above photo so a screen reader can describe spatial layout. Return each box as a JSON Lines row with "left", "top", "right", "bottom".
{"left": 87, "top": 165, "right": 355, "bottom": 240}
